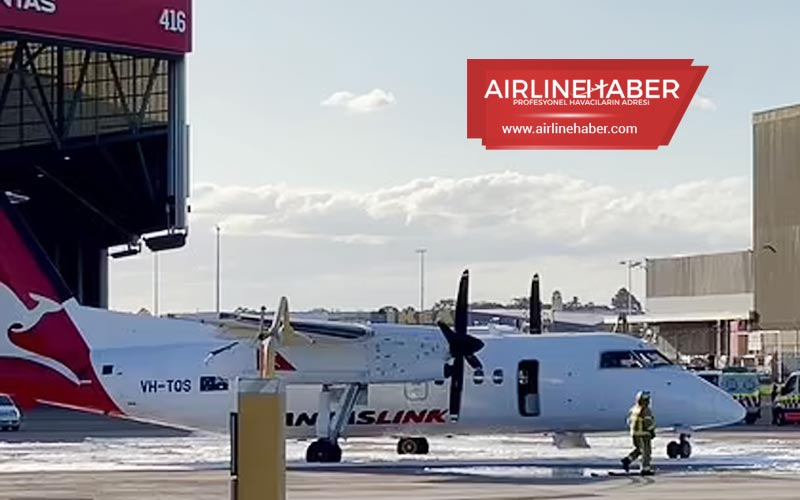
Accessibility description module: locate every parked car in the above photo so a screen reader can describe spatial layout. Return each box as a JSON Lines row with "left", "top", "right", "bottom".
{"left": 0, "top": 394, "right": 21, "bottom": 431}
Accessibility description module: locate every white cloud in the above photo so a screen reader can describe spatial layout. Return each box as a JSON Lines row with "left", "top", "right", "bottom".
{"left": 113, "top": 172, "right": 751, "bottom": 313}
{"left": 321, "top": 89, "right": 396, "bottom": 113}
{"left": 690, "top": 94, "right": 717, "bottom": 111}
{"left": 192, "top": 171, "right": 750, "bottom": 255}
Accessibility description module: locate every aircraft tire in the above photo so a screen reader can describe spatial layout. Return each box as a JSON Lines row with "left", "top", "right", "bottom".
{"left": 306, "top": 439, "right": 342, "bottom": 463}
{"left": 679, "top": 440, "right": 692, "bottom": 459}
{"left": 416, "top": 437, "right": 430, "bottom": 455}
{"left": 397, "top": 437, "right": 419, "bottom": 455}
{"left": 744, "top": 412, "right": 758, "bottom": 425}
{"left": 397, "top": 437, "right": 430, "bottom": 455}
{"left": 666, "top": 441, "right": 680, "bottom": 459}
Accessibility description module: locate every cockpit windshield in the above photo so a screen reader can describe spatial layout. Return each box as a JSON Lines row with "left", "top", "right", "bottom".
{"left": 600, "top": 350, "right": 673, "bottom": 369}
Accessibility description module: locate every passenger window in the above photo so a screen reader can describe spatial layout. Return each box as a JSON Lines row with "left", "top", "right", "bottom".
{"left": 404, "top": 382, "right": 428, "bottom": 401}
{"left": 102, "top": 365, "right": 114, "bottom": 375}
{"left": 200, "top": 376, "right": 229, "bottom": 392}
{"left": 473, "top": 368, "right": 484, "bottom": 385}
{"left": 600, "top": 351, "right": 642, "bottom": 369}
{"left": 492, "top": 369, "right": 504, "bottom": 385}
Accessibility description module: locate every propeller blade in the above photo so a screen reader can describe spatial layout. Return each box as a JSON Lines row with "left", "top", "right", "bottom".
{"left": 465, "top": 354, "right": 482, "bottom": 370}
{"left": 449, "top": 356, "right": 464, "bottom": 421}
{"left": 455, "top": 269, "right": 469, "bottom": 335}
{"left": 437, "top": 322, "right": 484, "bottom": 358}
{"left": 529, "top": 273, "right": 542, "bottom": 334}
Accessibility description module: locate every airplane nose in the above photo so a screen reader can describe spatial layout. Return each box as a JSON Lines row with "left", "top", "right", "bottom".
{"left": 709, "top": 387, "right": 746, "bottom": 426}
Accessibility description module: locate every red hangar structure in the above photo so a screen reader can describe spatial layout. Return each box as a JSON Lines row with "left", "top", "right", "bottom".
{"left": 0, "top": 0, "right": 192, "bottom": 307}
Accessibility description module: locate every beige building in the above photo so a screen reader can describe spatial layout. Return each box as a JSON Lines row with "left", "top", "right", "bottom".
{"left": 623, "top": 251, "right": 754, "bottom": 362}
{"left": 623, "top": 103, "right": 800, "bottom": 375}
{"left": 753, "top": 104, "right": 800, "bottom": 331}
{"left": 751, "top": 104, "right": 800, "bottom": 374}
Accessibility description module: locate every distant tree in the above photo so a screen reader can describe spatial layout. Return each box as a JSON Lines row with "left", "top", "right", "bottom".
{"left": 470, "top": 301, "right": 506, "bottom": 309}
{"left": 509, "top": 296, "right": 530, "bottom": 309}
{"left": 611, "top": 287, "right": 642, "bottom": 313}
{"left": 435, "top": 308, "right": 454, "bottom": 326}
{"left": 564, "top": 296, "right": 582, "bottom": 310}
{"left": 378, "top": 306, "right": 400, "bottom": 323}
{"left": 432, "top": 298, "right": 455, "bottom": 311}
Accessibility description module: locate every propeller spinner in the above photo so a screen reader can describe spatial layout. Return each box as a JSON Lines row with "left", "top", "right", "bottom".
{"left": 436, "top": 269, "right": 485, "bottom": 423}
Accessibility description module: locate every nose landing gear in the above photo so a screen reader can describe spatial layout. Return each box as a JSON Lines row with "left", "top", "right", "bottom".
{"left": 397, "top": 437, "right": 430, "bottom": 455}
{"left": 666, "top": 433, "right": 692, "bottom": 459}
{"left": 305, "top": 438, "right": 343, "bottom": 463}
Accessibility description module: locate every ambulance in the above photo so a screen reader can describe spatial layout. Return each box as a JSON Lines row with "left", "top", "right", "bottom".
{"left": 773, "top": 371, "right": 800, "bottom": 425}
{"left": 697, "top": 368, "right": 761, "bottom": 425}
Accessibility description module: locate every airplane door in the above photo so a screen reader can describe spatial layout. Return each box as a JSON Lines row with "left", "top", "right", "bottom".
{"left": 517, "top": 360, "right": 540, "bottom": 417}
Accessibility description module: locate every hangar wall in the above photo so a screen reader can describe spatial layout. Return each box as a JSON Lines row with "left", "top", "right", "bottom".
{"left": 753, "top": 105, "right": 800, "bottom": 330}
{"left": 646, "top": 250, "right": 753, "bottom": 315}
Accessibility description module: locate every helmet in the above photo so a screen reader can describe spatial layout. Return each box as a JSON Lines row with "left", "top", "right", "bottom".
{"left": 636, "top": 391, "right": 651, "bottom": 404}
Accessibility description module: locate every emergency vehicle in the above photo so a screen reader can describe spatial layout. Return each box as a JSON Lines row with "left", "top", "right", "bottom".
{"left": 773, "top": 371, "right": 800, "bottom": 426}
{"left": 697, "top": 368, "right": 761, "bottom": 425}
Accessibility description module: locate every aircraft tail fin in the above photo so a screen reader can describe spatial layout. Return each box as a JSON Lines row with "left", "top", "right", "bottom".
{"left": 0, "top": 193, "right": 74, "bottom": 306}
{"left": 0, "top": 193, "right": 121, "bottom": 415}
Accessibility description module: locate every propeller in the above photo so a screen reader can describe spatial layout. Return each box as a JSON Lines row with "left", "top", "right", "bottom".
{"left": 203, "top": 297, "right": 312, "bottom": 371}
{"left": 529, "top": 273, "right": 542, "bottom": 334}
{"left": 436, "top": 269, "right": 485, "bottom": 422}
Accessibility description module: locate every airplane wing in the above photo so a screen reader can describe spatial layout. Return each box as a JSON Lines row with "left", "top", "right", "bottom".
{"left": 192, "top": 312, "right": 373, "bottom": 342}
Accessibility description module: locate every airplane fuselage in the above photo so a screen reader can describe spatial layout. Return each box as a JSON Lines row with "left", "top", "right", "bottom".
{"left": 68, "top": 308, "right": 744, "bottom": 438}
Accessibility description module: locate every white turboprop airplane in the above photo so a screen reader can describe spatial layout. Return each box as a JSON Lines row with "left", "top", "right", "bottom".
{"left": 0, "top": 193, "right": 744, "bottom": 463}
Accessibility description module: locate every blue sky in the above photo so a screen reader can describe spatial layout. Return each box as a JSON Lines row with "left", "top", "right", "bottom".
{"left": 109, "top": 1, "right": 794, "bottom": 313}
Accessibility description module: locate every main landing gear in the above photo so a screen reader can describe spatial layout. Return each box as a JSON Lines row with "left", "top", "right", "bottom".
{"left": 396, "top": 437, "right": 429, "bottom": 455}
{"left": 304, "top": 383, "right": 364, "bottom": 463}
{"left": 666, "top": 433, "right": 692, "bottom": 459}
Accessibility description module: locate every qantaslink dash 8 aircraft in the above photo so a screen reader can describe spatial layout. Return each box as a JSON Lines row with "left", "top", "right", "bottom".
{"left": 0, "top": 193, "right": 744, "bottom": 463}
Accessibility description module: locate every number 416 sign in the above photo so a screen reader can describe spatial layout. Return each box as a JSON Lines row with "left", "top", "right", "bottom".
{"left": 159, "top": 8, "right": 187, "bottom": 34}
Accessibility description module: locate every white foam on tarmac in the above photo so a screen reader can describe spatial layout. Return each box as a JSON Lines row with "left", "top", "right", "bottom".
{"left": 1, "top": 433, "right": 799, "bottom": 474}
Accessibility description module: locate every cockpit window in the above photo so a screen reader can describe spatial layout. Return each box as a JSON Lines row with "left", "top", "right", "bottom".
{"left": 600, "top": 350, "right": 673, "bottom": 369}
{"left": 600, "top": 351, "right": 642, "bottom": 368}
{"left": 698, "top": 373, "right": 720, "bottom": 386}
{"left": 634, "top": 350, "right": 673, "bottom": 368}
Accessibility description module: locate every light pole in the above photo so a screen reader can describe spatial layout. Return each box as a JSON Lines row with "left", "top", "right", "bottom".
{"left": 153, "top": 252, "right": 159, "bottom": 316}
{"left": 415, "top": 249, "right": 427, "bottom": 314}
{"left": 619, "top": 259, "right": 642, "bottom": 315}
{"left": 216, "top": 224, "right": 221, "bottom": 316}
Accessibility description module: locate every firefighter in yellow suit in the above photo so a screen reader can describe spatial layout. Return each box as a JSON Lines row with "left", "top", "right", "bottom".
{"left": 621, "top": 391, "right": 656, "bottom": 475}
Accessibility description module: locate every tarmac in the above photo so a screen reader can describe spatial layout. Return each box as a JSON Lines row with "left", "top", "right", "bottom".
{"left": 0, "top": 469, "right": 798, "bottom": 500}
{"left": 0, "top": 406, "right": 191, "bottom": 443}
{"left": 2, "top": 407, "right": 800, "bottom": 499}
